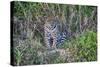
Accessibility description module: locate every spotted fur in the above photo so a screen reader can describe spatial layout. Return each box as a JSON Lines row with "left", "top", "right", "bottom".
{"left": 44, "top": 17, "right": 67, "bottom": 49}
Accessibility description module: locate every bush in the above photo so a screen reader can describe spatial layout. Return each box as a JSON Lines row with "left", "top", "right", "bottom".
{"left": 77, "top": 31, "right": 97, "bottom": 61}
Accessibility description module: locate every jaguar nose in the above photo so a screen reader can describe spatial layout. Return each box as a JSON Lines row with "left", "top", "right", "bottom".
{"left": 50, "top": 37, "right": 53, "bottom": 47}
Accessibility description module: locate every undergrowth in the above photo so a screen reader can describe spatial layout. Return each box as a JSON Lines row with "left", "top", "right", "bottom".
{"left": 11, "top": 1, "right": 97, "bottom": 66}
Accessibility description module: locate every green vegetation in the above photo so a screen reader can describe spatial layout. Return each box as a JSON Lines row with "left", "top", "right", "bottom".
{"left": 62, "top": 31, "right": 97, "bottom": 62}
{"left": 12, "top": 1, "right": 97, "bottom": 66}
{"left": 77, "top": 31, "right": 97, "bottom": 61}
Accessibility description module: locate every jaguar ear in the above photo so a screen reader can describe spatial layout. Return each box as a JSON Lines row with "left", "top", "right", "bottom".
{"left": 55, "top": 15, "right": 58, "bottom": 19}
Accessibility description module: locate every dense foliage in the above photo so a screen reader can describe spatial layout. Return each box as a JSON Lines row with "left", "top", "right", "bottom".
{"left": 12, "top": 1, "right": 97, "bottom": 66}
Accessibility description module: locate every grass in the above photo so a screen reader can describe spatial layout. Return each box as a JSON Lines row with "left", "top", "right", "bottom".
{"left": 62, "top": 31, "right": 97, "bottom": 62}
{"left": 11, "top": 1, "right": 97, "bottom": 66}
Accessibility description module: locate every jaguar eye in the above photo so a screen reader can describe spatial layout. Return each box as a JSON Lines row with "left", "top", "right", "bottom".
{"left": 53, "top": 25, "right": 56, "bottom": 29}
